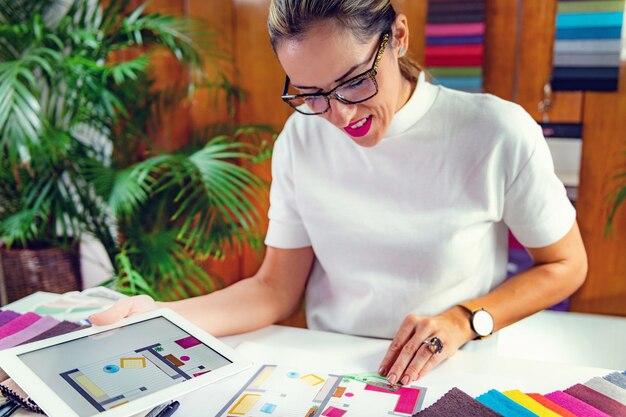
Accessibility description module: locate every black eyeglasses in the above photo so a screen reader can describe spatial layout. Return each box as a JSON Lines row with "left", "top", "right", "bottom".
{"left": 281, "top": 32, "right": 390, "bottom": 116}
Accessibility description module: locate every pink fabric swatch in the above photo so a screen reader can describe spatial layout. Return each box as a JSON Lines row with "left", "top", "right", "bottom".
{"left": 365, "top": 384, "right": 421, "bottom": 414}
{"left": 426, "top": 22, "right": 485, "bottom": 37}
{"left": 545, "top": 391, "right": 610, "bottom": 417}
{"left": 0, "top": 312, "right": 41, "bottom": 339}
{"left": 564, "top": 383, "right": 626, "bottom": 417}
{"left": 0, "top": 316, "right": 58, "bottom": 350}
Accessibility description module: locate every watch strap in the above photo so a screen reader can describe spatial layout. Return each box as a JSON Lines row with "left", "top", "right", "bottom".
{"left": 459, "top": 300, "right": 483, "bottom": 314}
{"left": 458, "top": 301, "right": 493, "bottom": 339}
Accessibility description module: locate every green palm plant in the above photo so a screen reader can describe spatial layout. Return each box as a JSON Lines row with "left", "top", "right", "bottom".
{"left": 0, "top": 0, "right": 272, "bottom": 300}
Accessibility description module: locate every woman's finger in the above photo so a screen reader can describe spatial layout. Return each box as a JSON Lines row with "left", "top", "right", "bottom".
{"left": 418, "top": 343, "right": 453, "bottom": 379}
{"left": 88, "top": 295, "right": 156, "bottom": 325}
{"left": 396, "top": 340, "right": 436, "bottom": 385}
{"left": 386, "top": 332, "right": 430, "bottom": 385}
{"left": 378, "top": 316, "right": 419, "bottom": 377}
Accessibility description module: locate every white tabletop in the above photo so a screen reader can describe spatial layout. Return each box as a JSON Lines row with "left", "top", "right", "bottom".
{"left": 7, "top": 309, "right": 626, "bottom": 416}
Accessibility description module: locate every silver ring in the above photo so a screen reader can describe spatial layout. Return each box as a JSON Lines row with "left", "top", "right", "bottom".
{"left": 422, "top": 336, "right": 443, "bottom": 355}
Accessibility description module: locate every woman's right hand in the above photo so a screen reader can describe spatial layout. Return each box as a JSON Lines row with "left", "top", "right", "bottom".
{"left": 88, "top": 294, "right": 160, "bottom": 326}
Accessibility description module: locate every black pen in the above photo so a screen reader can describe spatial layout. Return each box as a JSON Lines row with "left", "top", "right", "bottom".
{"left": 0, "top": 400, "right": 20, "bottom": 417}
{"left": 155, "top": 401, "right": 179, "bottom": 417}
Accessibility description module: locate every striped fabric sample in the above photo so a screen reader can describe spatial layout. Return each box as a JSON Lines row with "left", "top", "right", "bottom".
{"left": 502, "top": 390, "right": 561, "bottom": 417}
{"left": 0, "top": 316, "right": 58, "bottom": 350}
{"left": 564, "top": 383, "right": 626, "bottom": 416}
{"left": 551, "top": 0, "right": 625, "bottom": 91}
{"left": 476, "top": 389, "right": 539, "bottom": 417}
{"left": 416, "top": 387, "right": 503, "bottom": 417}
{"left": 545, "top": 390, "right": 611, "bottom": 417}
{"left": 0, "top": 312, "right": 41, "bottom": 339}
{"left": 585, "top": 376, "right": 626, "bottom": 404}
{"left": 426, "top": 0, "right": 485, "bottom": 92}
{"left": 526, "top": 393, "right": 579, "bottom": 417}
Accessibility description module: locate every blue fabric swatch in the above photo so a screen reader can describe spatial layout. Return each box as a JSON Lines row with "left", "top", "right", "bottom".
{"left": 557, "top": 11, "right": 624, "bottom": 29}
{"left": 427, "top": 35, "right": 484, "bottom": 46}
{"left": 476, "top": 390, "right": 539, "bottom": 417}
{"left": 556, "top": 26, "right": 622, "bottom": 40}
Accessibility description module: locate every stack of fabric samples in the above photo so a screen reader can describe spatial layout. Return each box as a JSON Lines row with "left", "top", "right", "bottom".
{"left": 416, "top": 371, "right": 626, "bottom": 417}
{"left": 551, "top": 0, "right": 625, "bottom": 92}
{"left": 0, "top": 310, "right": 84, "bottom": 414}
{"left": 425, "top": 0, "right": 485, "bottom": 92}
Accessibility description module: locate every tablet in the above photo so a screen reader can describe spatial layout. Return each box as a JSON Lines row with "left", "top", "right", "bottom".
{"left": 0, "top": 308, "right": 252, "bottom": 417}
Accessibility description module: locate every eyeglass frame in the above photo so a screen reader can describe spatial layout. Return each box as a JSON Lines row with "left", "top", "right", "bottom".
{"left": 281, "top": 32, "right": 391, "bottom": 115}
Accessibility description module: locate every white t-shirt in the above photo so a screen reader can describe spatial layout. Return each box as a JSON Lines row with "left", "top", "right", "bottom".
{"left": 265, "top": 72, "right": 576, "bottom": 339}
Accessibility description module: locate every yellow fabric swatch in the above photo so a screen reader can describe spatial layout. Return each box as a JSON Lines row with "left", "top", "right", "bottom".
{"left": 503, "top": 390, "right": 563, "bottom": 417}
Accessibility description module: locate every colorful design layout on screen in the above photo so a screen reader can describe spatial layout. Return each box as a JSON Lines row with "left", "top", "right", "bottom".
{"left": 18, "top": 317, "right": 232, "bottom": 416}
{"left": 216, "top": 365, "right": 426, "bottom": 417}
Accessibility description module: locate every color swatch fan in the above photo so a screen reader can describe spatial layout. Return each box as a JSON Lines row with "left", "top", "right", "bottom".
{"left": 425, "top": 0, "right": 486, "bottom": 92}
{"left": 551, "top": 0, "right": 625, "bottom": 91}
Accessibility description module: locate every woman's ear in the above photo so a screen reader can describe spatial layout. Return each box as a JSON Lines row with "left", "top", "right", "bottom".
{"left": 392, "top": 13, "right": 410, "bottom": 58}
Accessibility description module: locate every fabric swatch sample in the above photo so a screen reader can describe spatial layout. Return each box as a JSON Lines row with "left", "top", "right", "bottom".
{"left": 18, "top": 320, "right": 80, "bottom": 345}
{"left": 526, "top": 393, "right": 579, "bottom": 417}
{"left": 503, "top": 390, "right": 561, "bottom": 417}
{"left": 546, "top": 390, "right": 611, "bottom": 417}
{"left": 585, "top": 376, "right": 626, "bottom": 404}
{"left": 0, "top": 316, "right": 58, "bottom": 350}
{"left": 604, "top": 372, "right": 626, "bottom": 390}
{"left": 476, "top": 389, "right": 539, "bottom": 417}
{"left": 417, "top": 387, "right": 503, "bottom": 417}
{"left": 0, "top": 311, "right": 20, "bottom": 327}
{"left": 564, "top": 383, "right": 626, "bottom": 417}
{"left": 0, "top": 312, "right": 41, "bottom": 339}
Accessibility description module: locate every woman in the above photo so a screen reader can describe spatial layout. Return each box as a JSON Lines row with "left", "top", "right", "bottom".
{"left": 92, "top": 0, "right": 587, "bottom": 387}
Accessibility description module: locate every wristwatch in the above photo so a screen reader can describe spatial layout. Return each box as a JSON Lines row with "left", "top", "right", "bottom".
{"left": 459, "top": 301, "right": 494, "bottom": 340}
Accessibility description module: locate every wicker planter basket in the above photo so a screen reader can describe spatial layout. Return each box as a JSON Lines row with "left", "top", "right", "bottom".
{"left": 0, "top": 243, "right": 82, "bottom": 305}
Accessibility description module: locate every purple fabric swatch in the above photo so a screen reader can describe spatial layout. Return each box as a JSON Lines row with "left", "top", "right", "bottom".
{"left": 0, "top": 316, "right": 59, "bottom": 350}
{"left": 19, "top": 321, "right": 80, "bottom": 345}
{"left": 0, "top": 312, "right": 41, "bottom": 339}
{"left": 545, "top": 391, "right": 611, "bottom": 417}
{"left": 604, "top": 372, "right": 626, "bottom": 390}
{"left": 417, "top": 387, "right": 504, "bottom": 416}
{"left": 0, "top": 310, "right": 20, "bottom": 326}
{"left": 564, "top": 383, "right": 626, "bottom": 417}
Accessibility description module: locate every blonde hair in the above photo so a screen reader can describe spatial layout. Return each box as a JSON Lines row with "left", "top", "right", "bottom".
{"left": 268, "top": 0, "right": 423, "bottom": 84}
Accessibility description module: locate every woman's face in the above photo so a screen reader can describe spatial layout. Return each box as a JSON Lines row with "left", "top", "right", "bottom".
{"left": 276, "top": 19, "right": 412, "bottom": 147}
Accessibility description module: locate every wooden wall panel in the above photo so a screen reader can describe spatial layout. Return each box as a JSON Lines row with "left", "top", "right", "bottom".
{"left": 483, "top": 0, "right": 519, "bottom": 101}
{"left": 516, "top": 0, "right": 582, "bottom": 123}
{"left": 570, "top": 65, "right": 626, "bottom": 316}
{"left": 393, "top": 0, "right": 427, "bottom": 64}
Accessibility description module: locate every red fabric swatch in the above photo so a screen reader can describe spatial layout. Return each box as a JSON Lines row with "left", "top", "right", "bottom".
{"left": 527, "top": 393, "right": 578, "bottom": 417}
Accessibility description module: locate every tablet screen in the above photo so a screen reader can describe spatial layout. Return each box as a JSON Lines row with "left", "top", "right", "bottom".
{"left": 18, "top": 316, "right": 231, "bottom": 417}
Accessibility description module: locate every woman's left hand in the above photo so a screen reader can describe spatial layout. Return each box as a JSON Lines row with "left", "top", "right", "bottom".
{"left": 377, "top": 307, "right": 474, "bottom": 386}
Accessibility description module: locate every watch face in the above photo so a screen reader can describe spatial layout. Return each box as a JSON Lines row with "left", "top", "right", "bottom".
{"left": 472, "top": 309, "right": 494, "bottom": 336}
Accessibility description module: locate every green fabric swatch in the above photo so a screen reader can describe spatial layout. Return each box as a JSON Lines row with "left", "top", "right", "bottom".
{"left": 428, "top": 67, "right": 483, "bottom": 78}
{"left": 558, "top": 0, "right": 625, "bottom": 13}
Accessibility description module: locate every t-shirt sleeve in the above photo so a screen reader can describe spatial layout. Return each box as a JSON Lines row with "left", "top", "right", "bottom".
{"left": 502, "top": 119, "right": 576, "bottom": 248}
{"left": 264, "top": 129, "right": 312, "bottom": 248}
